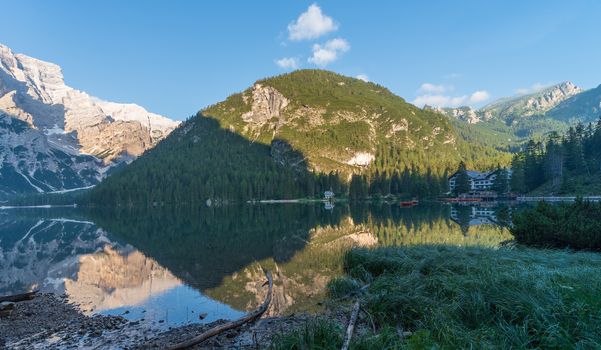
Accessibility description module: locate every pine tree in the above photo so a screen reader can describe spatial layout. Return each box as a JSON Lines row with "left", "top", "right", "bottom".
{"left": 510, "top": 154, "right": 526, "bottom": 193}
{"left": 491, "top": 167, "right": 509, "bottom": 194}
{"left": 544, "top": 132, "right": 563, "bottom": 187}
{"left": 454, "top": 161, "right": 470, "bottom": 195}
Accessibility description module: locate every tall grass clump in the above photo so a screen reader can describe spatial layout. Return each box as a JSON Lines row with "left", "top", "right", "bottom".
{"left": 511, "top": 199, "right": 601, "bottom": 250}
{"left": 268, "top": 318, "right": 405, "bottom": 350}
{"left": 344, "top": 245, "right": 601, "bottom": 349}
{"left": 269, "top": 318, "right": 343, "bottom": 350}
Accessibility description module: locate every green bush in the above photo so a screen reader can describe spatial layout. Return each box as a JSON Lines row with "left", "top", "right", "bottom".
{"left": 511, "top": 200, "right": 601, "bottom": 250}
{"left": 327, "top": 276, "right": 360, "bottom": 298}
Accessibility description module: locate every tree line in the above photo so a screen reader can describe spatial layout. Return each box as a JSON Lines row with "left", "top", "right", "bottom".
{"left": 510, "top": 119, "right": 601, "bottom": 193}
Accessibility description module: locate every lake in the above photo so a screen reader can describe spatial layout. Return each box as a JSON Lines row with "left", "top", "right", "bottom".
{"left": 0, "top": 202, "right": 515, "bottom": 330}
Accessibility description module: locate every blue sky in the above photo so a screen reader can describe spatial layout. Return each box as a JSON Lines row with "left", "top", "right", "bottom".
{"left": 2, "top": 1, "right": 600, "bottom": 120}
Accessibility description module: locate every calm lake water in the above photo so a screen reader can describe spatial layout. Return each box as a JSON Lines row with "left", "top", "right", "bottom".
{"left": 0, "top": 202, "right": 516, "bottom": 329}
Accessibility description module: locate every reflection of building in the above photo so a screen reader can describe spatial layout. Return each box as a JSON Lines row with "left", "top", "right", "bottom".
{"left": 448, "top": 169, "right": 512, "bottom": 193}
{"left": 450, "top": 205, "right": 499, "bottom": 226}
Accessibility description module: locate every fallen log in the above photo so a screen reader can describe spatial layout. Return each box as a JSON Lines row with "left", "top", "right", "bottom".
{"left": 0, "top": 290, "right": 38, "bottom": 303}
{"left": 168, "top": 269, "right": 273, "bottom": 350}
{"left": 341, "top": 300, "right": 360, "bottom": 350}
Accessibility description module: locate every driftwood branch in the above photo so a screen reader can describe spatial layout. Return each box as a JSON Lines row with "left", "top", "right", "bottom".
{"left": 168, "top": 270, "right": 273, "bottom": 350}
{"left": 0, "top": 290, "right": 38, "bottom": 303}
{"left": 341, "top": 300, "right": 360, "bottom": 350}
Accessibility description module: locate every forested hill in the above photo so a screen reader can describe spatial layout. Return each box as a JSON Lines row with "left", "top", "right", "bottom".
{"left": 86, "top": 70, "right": 509, "bottom": 206}
{"left": 204, "top": 70, "right": 507, "bottom": 174}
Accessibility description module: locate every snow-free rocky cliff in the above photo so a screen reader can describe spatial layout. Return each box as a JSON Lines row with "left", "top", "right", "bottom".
{"left": 0, "top": 43, "right": 179, "bottom": 196}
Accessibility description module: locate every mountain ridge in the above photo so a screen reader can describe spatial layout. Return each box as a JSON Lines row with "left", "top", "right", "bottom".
{"left": 87, "top": 69, "right": 509, "bottom": 205}
{"left": 0, "top": 43, "right": 180, "bottom": 196}
{"left": 428, "top": 81, "right": 600, "bottom": 145}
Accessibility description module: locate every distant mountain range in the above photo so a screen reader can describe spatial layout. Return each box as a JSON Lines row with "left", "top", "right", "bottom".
{"left": 426, "top": 82, "right": 601, "bottom": 145}
{"left": 0, "top": 43, "right": 179, "bottom": 197}
{"left": 3, "top": 42, "right": 600, "bottom": 201}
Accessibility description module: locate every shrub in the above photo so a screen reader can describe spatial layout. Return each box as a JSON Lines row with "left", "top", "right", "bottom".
{"left": 511, "top": 199, "right": 601, "bottom": 250}
{"left": 327, "top": 276, "right": 360, "bottom": 298}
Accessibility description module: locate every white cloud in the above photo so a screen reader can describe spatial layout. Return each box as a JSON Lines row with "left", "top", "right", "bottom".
{"left": 308, "top": 38, "right": 350, "bottom": 66}
{"left": 288, "top": 4, "right": 338, "bottom": 41}
{"left": 515, "top": 82, "right": 550, "bottom": 95}
{"left": 413, "top": 95, "right": 467, "bottom": 107}
{"left": 275, "top": 57, "right": 299, "bottom": 69}
{"left": 418, "top": 83, "right": 450, "bottom": 94}
{"left": 356, "top": 74, "right": 369, "bottom": 82}
{"left": 413, "top": 90, "right": 491, "bottom": 108}
{"left": 469, "top": 90, "right": 490, "bottom": 103}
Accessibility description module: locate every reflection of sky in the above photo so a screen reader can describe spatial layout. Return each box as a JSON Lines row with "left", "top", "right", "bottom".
{"left": 0, "top": 213, "right": 245, "bottom": 330}
{"left": 98, "top": 284, "right": 244, "bottom": 330}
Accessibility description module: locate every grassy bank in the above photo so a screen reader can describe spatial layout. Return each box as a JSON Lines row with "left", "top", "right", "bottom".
{"left": 270, "top": 245, "right": 601, "bottom": 349}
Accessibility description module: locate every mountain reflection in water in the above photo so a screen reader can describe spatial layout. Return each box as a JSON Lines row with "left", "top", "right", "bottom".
{"left": 0, "top": 203, "right": 513, "bottom": 328}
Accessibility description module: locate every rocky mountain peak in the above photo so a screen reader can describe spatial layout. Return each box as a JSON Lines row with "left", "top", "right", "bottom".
{"left": 424, "top": 105, "right": 483, "bottom": 124}
{"left": 522, "top": 82, "right": 582, "bottom": 114}
{"left": 0, "top": 43, "right": 180, "bottom": 196}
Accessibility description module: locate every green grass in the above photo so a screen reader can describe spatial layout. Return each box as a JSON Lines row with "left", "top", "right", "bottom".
{"left": 270, "top": 244, "right": 601, "bottom": 349}
{"left": 268, "top": 318, "right": 405, "bottom": 350}
{"left": 269, "top": 318, "right": 343, "bottom": 350}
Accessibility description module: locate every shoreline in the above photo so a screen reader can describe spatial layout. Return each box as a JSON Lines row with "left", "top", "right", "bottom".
{"left": 0, "top": 204, "right": 77, "bottom": 210}
{"left": 5, "top": 194, "right": 601, "bottom": 209}
{"left": 517, "top": 195, "right": 601, "bottom": 202}
{"left": 0, "top": 293, "right": 310, "bottom": 349}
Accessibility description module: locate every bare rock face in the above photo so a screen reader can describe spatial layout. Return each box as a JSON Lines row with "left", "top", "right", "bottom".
{"left": 425, "top": 106, "right": 483, "bottom": 124}
{"left": 0, "top": 43, "right": 180, "bottom": 194}
{"left": 242, "top": 84, "right": 289, "bottom": 126}
{"left": 346, "top": 152, "right": 375, "bottom": 167}
{"left": 77, "top": 120, "right": 154, "bottom": 162}
{"left": 523, "top": 82, "right": 582, "bottom": 115}
{"left": 480, "top": 82, "right": 583, "bottom": 121}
